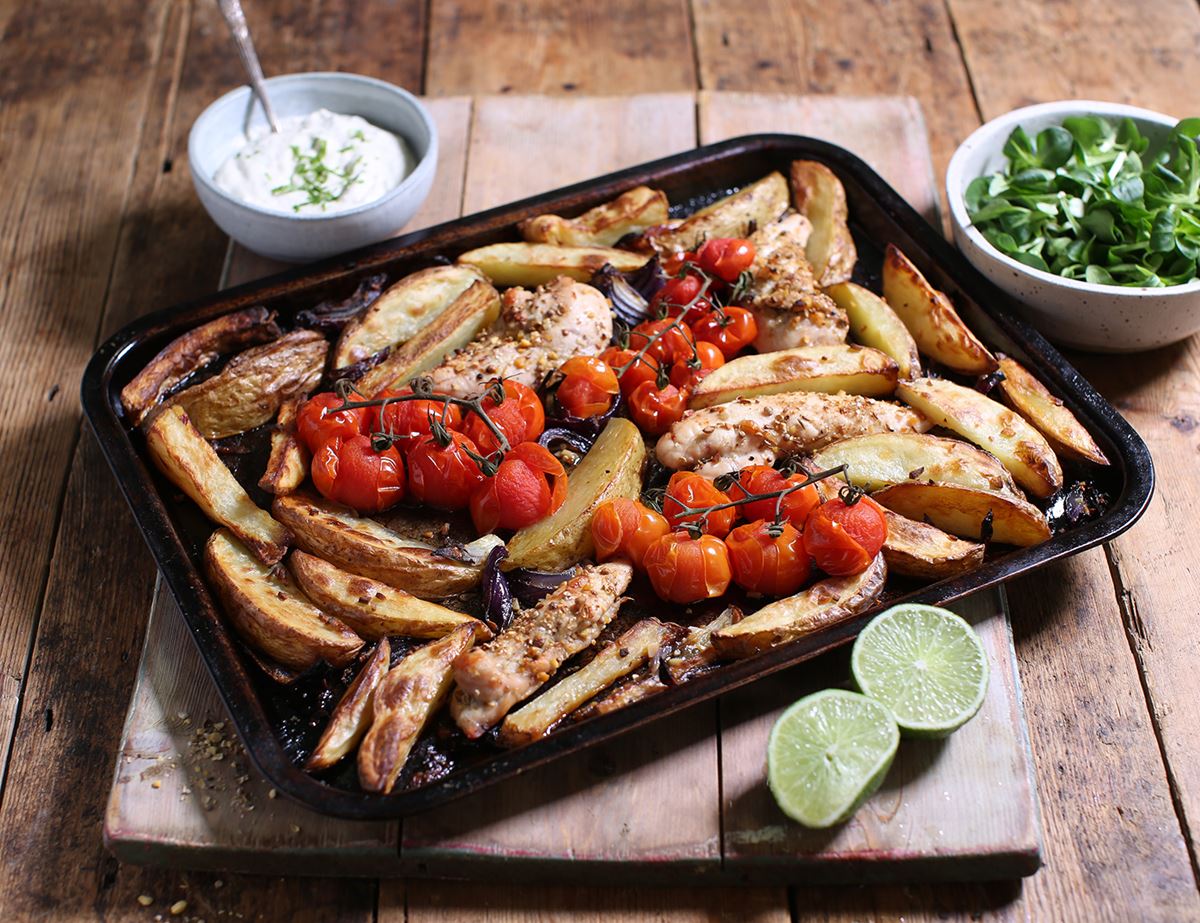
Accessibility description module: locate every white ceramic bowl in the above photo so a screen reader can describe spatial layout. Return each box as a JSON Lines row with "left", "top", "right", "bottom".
{"left": 188, "top": 72, "right": 437, "bottom": 263}
{"left": 946, "top": 100, "right": 1200, "bottom": 352}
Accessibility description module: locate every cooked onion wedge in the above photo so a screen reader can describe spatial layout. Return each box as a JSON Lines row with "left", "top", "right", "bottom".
{"left": 689, "top": 344, "right": 898, "bottom": 408}
{"left": 305, "top": 639, "right": 390, "bottom": 771}
{"left": 145, "top": 405, "right": 291, "bottom": 564}
{"left": 881, "top": 510, "right": 985, "bottom": 579}
{"left": 258, "top": 396, "right": 309, "bottom": 496}
{"left": 996, "top": 355, "right": 1109, "bottom": 465}
{"left": 648, "top": 172, "right": 789, "bottom": 255}
{"left": 357, "top": 624, "right": 475, "bottom": 794}
{"left": 872, "top": 481, "right": 1051, "bottom": 547}
{"left": 826, "top": 282, "right": 921, "bottom": 380}
{"left": 332, "top": 265, "right": 485, "bottom": 370}
{"left": 204, "top": 529, "right": 362, "bottom": 673}
{"left": 882, "top": 245, "right": 997, "bottom": 374}
{"left": 713, "top": 555, "right": 886, "bottom": 659}
{"left": 519, "top": 186, "right": 669, "bottom": 247}
{"left": 896, "top": 377, "right": 1062, "bottom": 498}
{"left": 163, "top": 330, "right": 327, "bottom": 440}
{"left": 790, "top": 160, "right": 856, "bottom": 286}
{"left": 273, "top": 492, "right": 501, "bottom": 599}
{"left": 456, "top": 242, "right": 648, "bottom": 287}
{"left": 288, "top": 551, "right": 492, "bottom": 641}
{"left": 809, "top": 432, "right": 1020, "bottom": 497}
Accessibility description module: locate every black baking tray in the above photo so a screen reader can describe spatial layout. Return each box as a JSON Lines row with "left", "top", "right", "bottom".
{"left": 82, "top": 135, "right": 1154, "bottom": 819}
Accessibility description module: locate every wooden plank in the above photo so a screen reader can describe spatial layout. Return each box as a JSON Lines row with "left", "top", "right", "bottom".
{"left": 426, "top": 0, "right": 696, "bottom": 96}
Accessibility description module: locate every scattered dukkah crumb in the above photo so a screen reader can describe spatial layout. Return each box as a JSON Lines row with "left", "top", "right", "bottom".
{"left": 137, "top": 895, "right": 154, "bottom": 907}
{"left": 170, "top": 899, "right": 188, "bottom": 915}
{"left": 267, "top": 789, "right": 277, "bottom": 800}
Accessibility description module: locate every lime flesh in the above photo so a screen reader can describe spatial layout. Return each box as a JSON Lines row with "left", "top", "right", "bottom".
{"left": 766, "top": 689, "right": 899, "bottom": 828}
{"left": 851, "top": 603, "right": 989, "bottom": 738}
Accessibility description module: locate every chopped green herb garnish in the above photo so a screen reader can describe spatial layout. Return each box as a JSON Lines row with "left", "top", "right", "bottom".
{"left": 271, "top": 136, "right": 363, "bottom": 212}
{"left": 351, "top": 129, "right": 366, "bottom": 142}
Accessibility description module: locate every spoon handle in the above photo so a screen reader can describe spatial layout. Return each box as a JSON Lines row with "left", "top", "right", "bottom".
{"left": 218, "top": 0, "right": 280, "bottom": 133}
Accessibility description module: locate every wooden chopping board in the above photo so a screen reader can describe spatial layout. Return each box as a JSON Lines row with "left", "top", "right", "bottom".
{"left": 104, "top": 92, "right": 1042, "bottom": 883}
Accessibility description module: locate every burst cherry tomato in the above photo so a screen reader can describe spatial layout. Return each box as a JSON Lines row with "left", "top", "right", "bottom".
{"left": 374, "top": 388, "right": 463, "bottom": 451}
{"left": 726, "top": 465, "right": 820, "bottom": 529}
{"left": 310, "top": 434, "right": 405, "bottom": 513}
{"left": 406, "top": 430, "right": 486, "bottom": 510}
{"left": 691, "top": 306, "right": 758, "bottom": 359}
{"left": 463, "top": 379, "right": 545, "bottom": 455}
{"left": 650, "top": 274, "right": 713, "bottom": 325}
{"left": 555, "top": 355, "right": 619, "bottom": 418}
{"left": 659, "top": 248, "right": 700, "bottom": 276}
{"left": 697, "top": 237, "right": 756, "bottom": 282}
{"left": 591, "top": 498, "right": 671, "bottom": 567}
{"left": 662, "top": 471, "right": 736, "bottom": 538}
{"left": 469, "top": 442, "right": 567, "bottom": 533}
{"left": 600, "top": 346, "right": 662, "bottom": 398}
{"left": 803, "top": 493, "right": 888, "bottom": 576}
{"left": 296, "top": 393, "right": 368, "bottom": 454}
{"left": 643, "top": 532, "right": 733, "bottom": 604}
{"left": 629, "top": 318, "right": 697, "bottom": 365}
{"left": 726, "top": 520, "right": 812, "bottom": 597}
{"left": 669, "top": 340, "right": 726, "bottom": 390}
{"left": 627, "top": 381, "right": 687, "bottom": 436}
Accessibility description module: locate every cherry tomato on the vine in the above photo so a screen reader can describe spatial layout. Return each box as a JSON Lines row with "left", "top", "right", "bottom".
{"left": 697, "top": 237, "right": 756, "bottom": 283}
{"left": 591, "top": 498, "right": 670, "bottom": 567}
{"left": 691, "top": 306, "right": 758, "bottom": 359}
{"left": 296, "top": 393, "right": 368, "bottom": 454}
{"left": 803, "top": 494, "right": 888, "bottom": 576}
{"left": 463, "top": 379, "right": 545, "bottom": 455}
{"left": 662, "top": 471, "right": 736, "bottom": 538}
{"left": 599, "top": 346, "right": 662, "bottom": 398}
{"left": 310, "top": 434, "right": 405, "bottom": 514}
{"left": 554, "top": 355, "right": 619, "bottom": 419}
{"left": 629, "top": 318, "right": 697, "bottom": 365}
{"left": 627, "top": 380, "right": 687, "bottom": 436}
{"left": 642, "top": 532, "right": 733, "bottom": 604}
{"left": 726, "top": 520, "right": 812, "bottom": 597}
{"left": 659, "top": 248, "right": 700, "bottom": 276}
{"left": 650, "top": 274, "right": 713, "bottom": 325}
{"left": 669, "top": 340, "right": 726, "bottom": 391}
{"left": 374, "top": 388, "right": 463, "bottom": 451}
{"left": 406, "top": 430, "right": 486, "bottom": 510}
{"left": 725, "top": 465, "right": 820, "bottom": 529}
{"left": 469, "top": 442, "right": 567, "bottom": 533}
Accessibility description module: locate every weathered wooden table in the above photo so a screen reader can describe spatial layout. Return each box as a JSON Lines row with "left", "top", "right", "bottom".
{"left": 2, "top": 2, "right": 1198, "bottom": 920}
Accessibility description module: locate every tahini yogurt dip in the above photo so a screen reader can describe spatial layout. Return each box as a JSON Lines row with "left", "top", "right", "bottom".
{"left": 214, "top": 109, "right": 414, "bottom": 215}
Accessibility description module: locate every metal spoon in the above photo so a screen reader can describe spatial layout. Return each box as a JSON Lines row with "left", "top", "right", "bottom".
{"left": 218, "top": 0, "right": 280, "bottom": 132}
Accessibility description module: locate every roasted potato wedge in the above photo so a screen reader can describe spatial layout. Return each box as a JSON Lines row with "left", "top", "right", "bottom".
{"left": 504, "top": 418, "right": 646, "bottom": 571}
{"left": 881, "top": 510, "right": 985, "bottom": 580}
{"left": 896, "top": 377, "right": 1063, "bottom": 498}
{"left": 882, "top": 245, "right": 997, "bottom": 375}
{"left": 809, "top": 432, "right": 1019, "bottom": 497}
{"left": 332, "top": 265, "right": 485, "bottom": 370}
{"left": 305, "top": 639, "right": 390, "bottom": 771}
{"left": 519, "top": 186, "right": 669, "bottom": 247}
{"left": 996, "top": 356, "right": 1109, "bottom": 465}
{"left": 204, "top": 529, "right": 362, "bottom": 672}
{"left": 571, "top": 672, "right": 668, "bottom": 721}
{"left": 358, "top": 624, "right": 475, "bottom": 794}
{"left": 162, "top": 330, "right": 327, "bottom": 440}
{"left": 258, "top": 396, "right": 308, "bottom": 496}
{"left": 498, "top": 619, "right": 668, "bottom": 746}
{"left": 713, "top": 554, "right": 886, "bottom": 659}
{"left": 648, "top": 171, "right": 789, "bottom": 255}
{"left": 357, "top": 279, "right": 501, "bottom": 397}
{"left": 826, "top": 282, "right": 921, "bottom": 380}
{"left": 456, "top": 242, "right": 648, "bottom": 287}
{"left": 689, "top": 344, "right": 898, "bottom": 408}
{"left": 145, "top": 405, "right": 291, "bottom": 564}
{"left": 273, "top": 492, "right": 503, "bottom": 598}
{"left": 289, "top": 551, "right": 492, "bottom": 641}
{"left": 120, "top": 306, "right": 281, "bottom": 425}
{"left": 790, "top": 160, "right": 856, "bottom": 286}
{"left": 664, "top": 607, "right": 742, "bottom": 683}
{"left": 872, "top": 481, "right": 1051, "bottom": 547}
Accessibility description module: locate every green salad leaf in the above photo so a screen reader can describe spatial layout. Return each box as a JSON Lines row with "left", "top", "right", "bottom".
{"left": 966, "top": 115, "right": 1200, "bottom": 287}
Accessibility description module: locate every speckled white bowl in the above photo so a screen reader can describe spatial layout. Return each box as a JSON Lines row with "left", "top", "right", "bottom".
{"left": 946, "top": 100, "right": 1200, "bottom": 353}
{"left": 188, "top": 72, "right": 437, "bottom": 263}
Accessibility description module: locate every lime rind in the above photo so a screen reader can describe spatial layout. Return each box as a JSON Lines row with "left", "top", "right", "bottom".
{"left": 766, "top": 689, "right": 900, "bottom": 828}
{"left": 851, "top": 603, "right": 989, "bottom": 738}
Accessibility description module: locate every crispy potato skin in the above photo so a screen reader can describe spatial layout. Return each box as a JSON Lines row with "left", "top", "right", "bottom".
{"left": 258, "top": 396, "right": 309, "bottom": 495}
{"left": 896, "top": 377, "right": 1063, "bottom": 498}
{"left": 145, "top": 405, "right": 291, "bottom": 564}
{"left": 120, "top": 307, "right": 281, "bottom": 425}
{"left": 872, "top": 481, "right": 1051, "bottom": 547}
{"left": 456, "top": 242, "right": 647, "bottom": 287}
{"left": 882, "top": 245, "right": 997, "bottom": 375}
{"left": 997, "top": 356, "right": 1109, "bottom": 465}
{"left": 789, "top": 160, "right": 856, "bottom": 286}
{"left": 826, "top": 282, "right": 921, "bottom": 380}
{"left": 204, "top": 529, "right": 362, "bottom": 673}
{"left": 881, "top": 510, "right": 985, "bottom": 579}
{"left": 305, "top": 639, "right": 390, "bottom": 771}
{"left": 519, "top": 186, "right": 669, "bottom": 247}
{"left": 649, "top": 172, "right": 789, "bottom": 255}
{"left": 504, "top": 418, "right": 646, "bottom": 571}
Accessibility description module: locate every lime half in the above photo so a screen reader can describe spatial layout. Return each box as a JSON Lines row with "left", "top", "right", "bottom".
{"left": 767, "top": 689, "right": 899, "bottom": 828}
{"left": 851, "top": 603, "right": 989, "bottom": 738}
